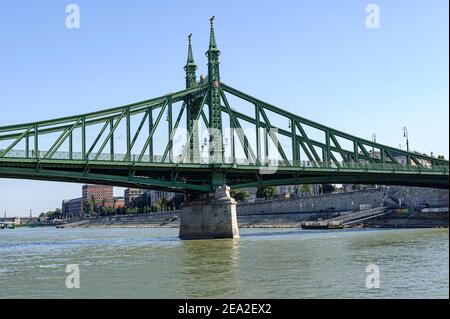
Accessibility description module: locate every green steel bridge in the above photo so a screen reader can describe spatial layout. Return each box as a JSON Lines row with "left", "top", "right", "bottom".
{"left": 0, "top": 18, "right": 448, "bottom": 194}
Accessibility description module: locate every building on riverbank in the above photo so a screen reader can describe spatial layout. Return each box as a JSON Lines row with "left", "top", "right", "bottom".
{"left": 124, "top": 188, "right": 176, "bottom": 207}
{"left": 62, "top": 197, "right": 83, "bottom": 219}
{"left": 82, "top": 184, "right": 113, "bottom": 203}
{"left": 124, "top": 188, "right": 146, "bottom": 206}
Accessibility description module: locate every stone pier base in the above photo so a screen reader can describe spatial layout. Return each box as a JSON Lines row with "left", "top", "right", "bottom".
{"left": 179, "top": 185, "right": 240, "bottom": 240}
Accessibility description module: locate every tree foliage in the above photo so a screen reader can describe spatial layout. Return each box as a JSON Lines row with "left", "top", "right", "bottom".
{"left": 230, "top": 190, "right": 250, "bottom": 202}
{"left": 300, "top": 184, "right": 312, "bottom": 194}
{"left": 256, "top": 186, "right": 277, "bottom": 200}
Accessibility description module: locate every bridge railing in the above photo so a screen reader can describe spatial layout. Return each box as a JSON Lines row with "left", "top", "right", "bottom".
{"left": 0, "top": 149, "right": 448, "bottom": 174}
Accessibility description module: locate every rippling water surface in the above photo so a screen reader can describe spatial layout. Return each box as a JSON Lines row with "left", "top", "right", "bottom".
{"left": 0, "top": 227, "right": 448, "bottom": 298}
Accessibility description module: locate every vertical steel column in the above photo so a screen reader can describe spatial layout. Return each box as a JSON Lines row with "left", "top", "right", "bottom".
{"left": 230, "top": 113, "right": 235, "bottom": 163}
{"left": 184, "top": 34, "right": 200, "bottom": 164}
{"left": 353, "top": 141, "right": 359, "bottom": 164}
{"left": 69, "top": 131, "right": 73, "bottom": 160}
{"left": 82, "top": 116, "right": 86, "bottom": 160}
{"left": 148, "top": 108, "right": 153, "bottom": 162}
{"left": 291, "top": 118, "right": 298, "bottom": 163}
{"left": 255, "top": 104, "right": 261, "bottom": 165}
{"left": 110, "top": 118, "right": 114, "bottom": 161}
{"left": 168, "top": 99, "right": 173, "bottom": 163}
{"left": 207, "top": 16, "right": 224, "bottom": 167}
{"left": 264, "top": 127, "right": 269, "bottom": 163}
{"left": 126, "top": 107, "right": 131, "bottom": 161}
{"left": 325, "top": 131, "right": 331, "bottom": 165}
{"left": 25, "top": 133, "right": 29, "bottom": 158}
{"left": 34, "top": 124, "right": 38, "bottom": 158}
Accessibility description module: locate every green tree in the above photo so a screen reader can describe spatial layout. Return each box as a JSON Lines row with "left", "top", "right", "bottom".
{"left": 300, "top": 184, "right": 312, "bottom": 195}
{"left": 43, "top": 208, "right": 63, "bottom": 220}
{"left": 103, "top": 206, "right": 112, "bottom": 217}
{"left": 54, "top": 208, "right": 62, "bottom": 218}
{"left": 156, "top": 197, "right": 170, "bottom": 212}
{"left": 100, "top": 199, "right": 107, "bottom": 217}
{"left": 45, "top": 211, "right": 55, "bottom": 220}
{"left": 230, "top": 190, "right": 249, "bottom": 202}
{"left": 82, "top": 200, "right": 92, "bottom": 217}
{"left": 256, "top": 186, "right": 277, "bottom": 200}
{"left": 91, "top": 196, "right": 98, "bottom": 215}
{"left": 437, "top": 155, "right": 445, "bottom": 160}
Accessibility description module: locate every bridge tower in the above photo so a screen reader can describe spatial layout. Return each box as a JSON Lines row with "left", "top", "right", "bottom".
{"left": 184, "top": 34, "right": 200, "bottom": 163}
{"left": 179, "top": 18, "right": 239, "bottom": 240}
{"left": 206, "top": 16, "right": 226, "bottom": 191}
{"left": 206, "top": 16, "right": 224, "bottom": 167}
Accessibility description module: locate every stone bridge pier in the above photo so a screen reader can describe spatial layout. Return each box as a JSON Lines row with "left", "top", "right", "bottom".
{"left": 179, "top": 185, "right": 240, "bottom": 240}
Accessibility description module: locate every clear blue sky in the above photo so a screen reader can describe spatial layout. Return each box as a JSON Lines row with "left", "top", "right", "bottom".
{"left": 0, "top": 0, "right": 448, "bottom": 216}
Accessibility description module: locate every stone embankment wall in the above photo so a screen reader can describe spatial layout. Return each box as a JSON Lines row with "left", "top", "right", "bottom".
{"left": 369, "top": 211, "right": 449, "bottom": 228}
{"left": 75, "top": 187, "right": 448, "bottom": 228}
{"left": 237, "top": 186, "right": 449, "bottom": 215}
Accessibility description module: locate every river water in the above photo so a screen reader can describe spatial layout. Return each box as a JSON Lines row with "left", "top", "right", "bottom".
{"left": 0, "top": 227, "right": 448, "bottom": 298}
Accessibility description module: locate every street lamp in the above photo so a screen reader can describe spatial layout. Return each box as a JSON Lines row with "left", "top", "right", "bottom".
{"left": 403, "top": 127, "right": 409, "bottom": 152}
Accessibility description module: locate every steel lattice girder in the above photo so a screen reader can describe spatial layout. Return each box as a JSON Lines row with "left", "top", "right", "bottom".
{"left": 0, "top": 79, "right": 448, "bottom": 193}
{"left": 0, "top": 24, "right": 448, "bottom": 193}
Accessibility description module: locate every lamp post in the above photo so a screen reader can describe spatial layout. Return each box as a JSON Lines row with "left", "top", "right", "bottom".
{"left": 403, "top": 127, "right": 409, "bottom": 152}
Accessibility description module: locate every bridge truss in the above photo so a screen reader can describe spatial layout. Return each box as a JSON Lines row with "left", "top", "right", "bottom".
{"left": 0, "top": 19, "right": 448, "bottom": 193}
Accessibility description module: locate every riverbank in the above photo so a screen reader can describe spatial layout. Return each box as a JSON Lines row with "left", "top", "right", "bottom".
{"left": 58, "top": 214, "right": 300, "bottom": 229}
{"left": 60, "top": 186, "right": 446, "bottom": 229}
{"left": 52, "top": 208, "right": 448, "bottom": 229}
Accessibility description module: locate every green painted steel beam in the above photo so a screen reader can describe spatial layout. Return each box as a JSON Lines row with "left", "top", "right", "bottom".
{"left": 229, "top": 173, "right": 449, "bottom": 190}
{"left": 162, "top": 102, "right": 186, "bottom": 162}
{"left": 93, "top": 108, "right": 126, "bottom": 161}
{"left": 0, "top": 166, "right": 210, "bottom": 192}
{"left": 0, "top": 126, "right": 32, "bottom": 158}
{"left": 139, "top": 99, "right": 169, "bottom": 162}
{"left": 221, "top": 105, "right": 356, "bottom": 161}
{"left": 85, "top": 120, "right": 110, "bottom": 160}
{"left": 181, "top": 92, "right": 208, "bottom": 162}
{"left": 220, "top": 88, "right": 257, "bottom": 164}
{"left": 0, "top": 85, "right": 206, "bottom": 133}
{"left": 167, "top": 98, "right": 173, "bottom": 163}
{"left": 129, "top": 110, "right": 149, "bottom": 152}
{"left": 255, "top": 105, "right": 261, "bottom": 164}
{"left": 0, "top": 22, "right": 448, "bottom": 197}
{"left": 258, "top": 105, "right": 290, "bottom": 165}
{"left": 220, "top": 83, "right": 447, "bottom": 166}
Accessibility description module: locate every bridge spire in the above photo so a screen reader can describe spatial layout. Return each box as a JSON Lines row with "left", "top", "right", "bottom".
{"left": 209, "top": 16, "right": 218, "bottom": 50}
{"left": 206, "top": 16, "right": 224, "bottom": 170}
{"left": 185, "top": 34, "right": 200, "bottom": 164}
{"left": 184, "top": 34, "right": 197, "bottom": 88}
{"left": 206, "top": 16, "right": 221, "bottom": 82}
